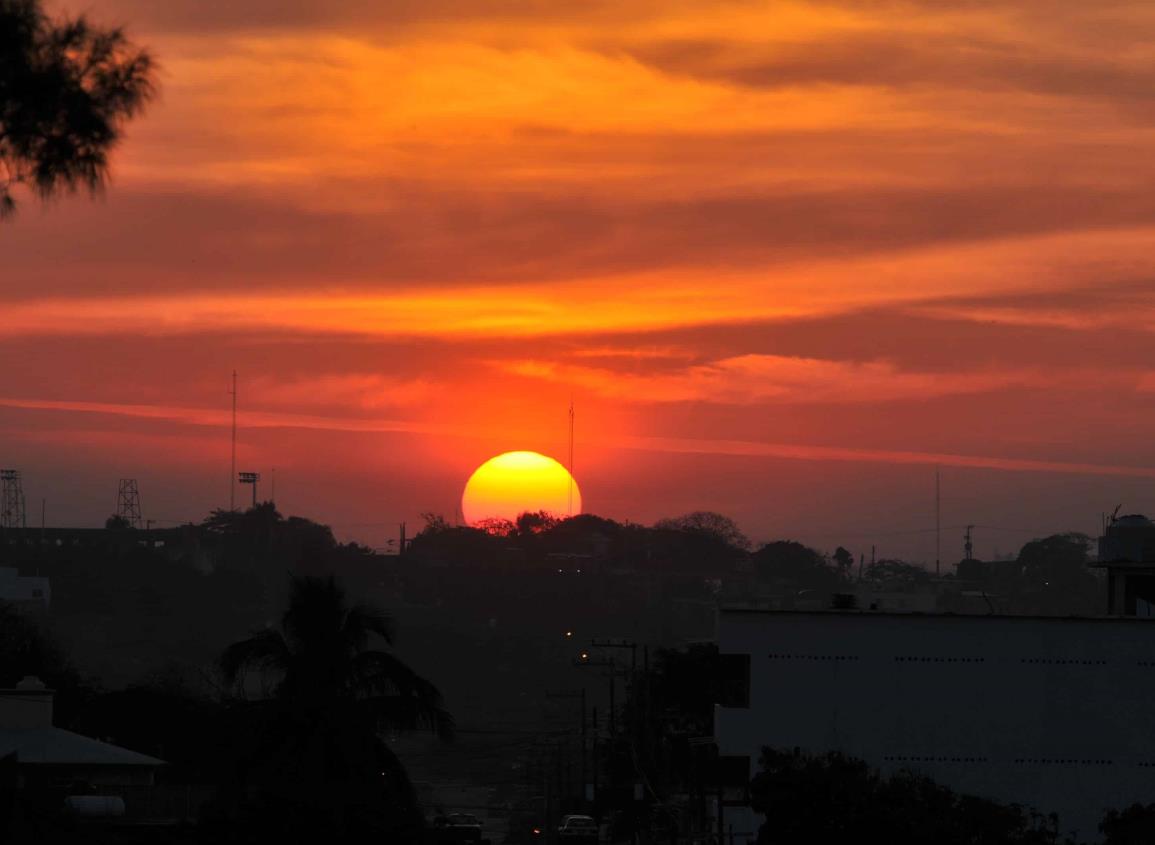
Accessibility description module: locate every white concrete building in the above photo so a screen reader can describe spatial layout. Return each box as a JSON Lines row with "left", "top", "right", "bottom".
{"left": 0, "top": 567, "right": 49, "bottom": 608}
{"left": 715, "top": 609, "right": 1155, "bottom": 842}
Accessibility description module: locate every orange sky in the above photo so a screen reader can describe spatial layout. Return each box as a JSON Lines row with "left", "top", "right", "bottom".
{"left": 3, "top": 0, "right": 1155, "bottom": 560}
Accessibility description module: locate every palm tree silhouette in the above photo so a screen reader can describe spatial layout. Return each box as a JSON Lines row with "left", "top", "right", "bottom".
{"left": 219, "top": 575, "right": 452, "bottom": 840}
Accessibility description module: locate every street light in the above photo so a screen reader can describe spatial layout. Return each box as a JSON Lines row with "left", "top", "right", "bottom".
{"left": 238, "top": 472, "right": 260, "bottom": 508}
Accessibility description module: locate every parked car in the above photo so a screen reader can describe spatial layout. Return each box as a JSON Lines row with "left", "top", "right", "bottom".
{"left": 432, "top": 812, "right": 484, "bottom": 843}
{"left": 557, "top": 814, "right": 599, "bottom": 843}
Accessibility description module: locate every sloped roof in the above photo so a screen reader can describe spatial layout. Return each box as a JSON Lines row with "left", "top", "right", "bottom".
{"left": 0, "top": 728, "right": 164, "bottom": 767}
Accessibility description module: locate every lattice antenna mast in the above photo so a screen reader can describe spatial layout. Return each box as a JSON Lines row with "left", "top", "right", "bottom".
{"left": 935, "top": 466, "right": 941, "bottom": 576}
{"left": 1, "top": 470, "right": 26, "bottom": 531}
{"left": 229, "top": 370, "right": 238, "bottom": 511}
{"left": 116, "top": 479, "right": 143, "bottom": 528}
{"left": 568, "top": 398, "right": 575, "bottom": 517}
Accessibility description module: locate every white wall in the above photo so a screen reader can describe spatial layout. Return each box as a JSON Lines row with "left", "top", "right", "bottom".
{"left": 0, "top": 567, "right": 50, "bottom": 607}
{"left": 716, "top": 610, "right": 1155, "bottom": 842}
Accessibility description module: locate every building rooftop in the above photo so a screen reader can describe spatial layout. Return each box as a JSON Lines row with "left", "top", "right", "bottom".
{"left": 718, "top": 605, "right": 1155, "bottom": 624}
{"left": 0, "top": 727, "right": 164, "bottom": 767}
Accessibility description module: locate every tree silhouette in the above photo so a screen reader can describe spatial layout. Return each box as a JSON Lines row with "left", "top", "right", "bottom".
{"left": 753, "top": 540, "right": 841, "bottom": 589}
{"left": 0, "top": 0, "right": 154, "bottom": 216}
{"left": 750, "top": 747, "right": 1067, "bottom": 845}
{"left": 1018, "top": 533, "right": 1092, "bottom": 587}
{"left": 1101, "top": 803, "right": 1155, "bottom": 844}
{"left": 655, "top": 510, "right": 751, "bottom": 551}
{"left": 219, "top": 576, "right": 452, "bottom": 840}
{"left": 863, "top": 558, "right": 931, "bottom": 587}
{"left": 832, "top": 546, "right": 854, "bottom": 574}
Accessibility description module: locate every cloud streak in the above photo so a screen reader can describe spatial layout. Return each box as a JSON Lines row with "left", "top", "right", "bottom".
{"left": 501, "top": 354, "right": 1058, "bottom": 405}
{"left": 4, "top": 395, "right": 1153, "bottom": 480}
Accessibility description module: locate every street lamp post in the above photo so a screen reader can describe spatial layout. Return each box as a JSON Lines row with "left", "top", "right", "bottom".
{"left": 547, "top": 689, "right": 588, "bottom": 809}
{"left": 237, "top": 472, "right": 260, "bottom": 508}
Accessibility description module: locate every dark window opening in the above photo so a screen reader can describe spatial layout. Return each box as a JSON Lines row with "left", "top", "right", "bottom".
{"left": 718, "top": 653, "right": 750, "bottom": 708}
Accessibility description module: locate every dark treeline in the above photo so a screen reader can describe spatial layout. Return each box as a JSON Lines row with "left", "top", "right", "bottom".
{"left": 0, "top": 505, "right": 1108, "bottom": 842}
{"left": 410, "top": 509, "right": 1101, "bottom": 616}
{"left": 0, "top": 506, "right": 1103, "bottom": 698}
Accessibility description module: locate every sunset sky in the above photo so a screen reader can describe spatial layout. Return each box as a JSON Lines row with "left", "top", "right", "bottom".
{"left": 4, "top": 0, "right": 1155, "bottom": 561}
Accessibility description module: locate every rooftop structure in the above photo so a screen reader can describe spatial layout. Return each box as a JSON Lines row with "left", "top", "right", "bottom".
{"left": 1095, "top": 513, "right": 1155, "bottom": 615}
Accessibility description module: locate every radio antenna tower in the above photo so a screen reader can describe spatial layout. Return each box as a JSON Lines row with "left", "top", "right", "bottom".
{"left": 229, "top": 370, "right": 237, "bottom": 511}
{"left": 568, "top": 398, "right": 575, "bottom": 516}
{"left": 116, "top": 479, "right": 143, "bottom": 528}
{"left": 1, "top": 470, "right": 26, "bottom": 530}
{"left": 935, "top": 467, "right": 941, "bottom": 576}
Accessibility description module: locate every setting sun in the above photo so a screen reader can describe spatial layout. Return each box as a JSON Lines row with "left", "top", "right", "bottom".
{"left": 461, "top": 451, "right": 581, "bottom": 525}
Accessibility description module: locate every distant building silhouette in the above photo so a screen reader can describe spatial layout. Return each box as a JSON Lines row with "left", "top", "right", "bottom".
{"left": 1097, "top": 514, "right": 1155, "bottom": 615}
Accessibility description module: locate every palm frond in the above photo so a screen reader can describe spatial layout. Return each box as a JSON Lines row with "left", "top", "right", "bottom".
{"left": 220, "top": 628, "right": 291, "bottom": 689}
{"left": 362, "top": 694, "right": 455, "bottom": 742}
{"left": 343, "top": 604, "right": 395, "bottom": 649}
{"left": 353, "top": 650, "right": 454, "bottom": 740}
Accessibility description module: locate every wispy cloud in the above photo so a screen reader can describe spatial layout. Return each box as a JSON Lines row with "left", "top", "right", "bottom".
{"left": 247, "top": 374, "right": 438, "bottom": 410}
{"left": 500, "top": 354, "right": 1091, "bottom": 405}
{"left": 4, "top": 394, "right": 1153, "bottom": 479}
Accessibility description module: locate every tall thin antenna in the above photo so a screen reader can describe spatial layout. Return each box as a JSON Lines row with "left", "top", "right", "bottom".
{"left": 935, "top": 466, "right": 941, "bottom": 576}
{"left": 229, "top": 370, "right": 237, "bottom": 512}
{"left": 964, "top": 524, "right": 975, "bottom": 561}
{"left": 568, "top": 397, "right": 575, "bottom": 516}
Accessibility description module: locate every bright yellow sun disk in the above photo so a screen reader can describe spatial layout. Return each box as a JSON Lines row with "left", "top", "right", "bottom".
{"left": 461, "top": 451, "right": 581, "bottom": 525}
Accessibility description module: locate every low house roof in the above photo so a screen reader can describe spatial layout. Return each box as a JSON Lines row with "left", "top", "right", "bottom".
{"left": 0, "top": 728, "right": 165, "bottom": 767}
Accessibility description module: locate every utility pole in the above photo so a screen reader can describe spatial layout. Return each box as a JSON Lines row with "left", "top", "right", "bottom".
{"left": 547, "top": 689, "right": 587, "bottom": 807}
